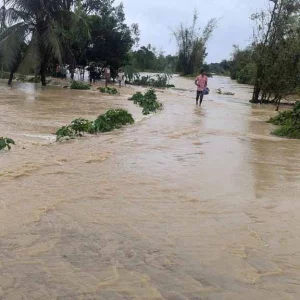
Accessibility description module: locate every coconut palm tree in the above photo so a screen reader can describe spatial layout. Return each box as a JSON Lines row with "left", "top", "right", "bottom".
{"left": 0, "top": 0, "right": 89, "bottom": 85}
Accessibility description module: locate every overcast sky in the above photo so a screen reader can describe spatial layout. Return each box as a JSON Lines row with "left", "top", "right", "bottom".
{"left": 116, "top": 0, "right": 269, "bottom": 63}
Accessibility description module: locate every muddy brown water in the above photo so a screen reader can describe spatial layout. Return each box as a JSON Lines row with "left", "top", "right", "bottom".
{"left": 0, "top": 76, "right": 300, "bottom": 299}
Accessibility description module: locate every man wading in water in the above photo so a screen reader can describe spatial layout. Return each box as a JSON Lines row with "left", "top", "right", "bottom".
{"left": 195, "top": 69, "right": 208, "bottom": 106}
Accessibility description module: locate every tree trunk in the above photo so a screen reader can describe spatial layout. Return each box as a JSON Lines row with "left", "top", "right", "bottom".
{"left": 276, "top": 96, "right": 282, "bottom": 111}
{"left": 8, "top": 71, "right": 14, "bottom": 85}
{"left": 40, "top": 63, "right": 47, "bottom": 86}
{"left": 252, "top": 82, "right": 261, "bottom": 103}
{"left": 261, "top": 91, "right": 267, "bottom": 104}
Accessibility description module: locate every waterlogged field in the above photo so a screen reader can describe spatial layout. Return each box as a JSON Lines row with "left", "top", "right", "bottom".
{"left": 0, "top": 76, "right": 300, "bottom": 299}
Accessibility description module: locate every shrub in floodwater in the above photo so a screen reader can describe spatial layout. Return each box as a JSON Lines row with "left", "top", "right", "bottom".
{"left": 71, "top": 118, "right": 94, "bottom": 136}
{"left": 272, "top": 122, "right": 300, "bottom": 139}
{"left": 93, "top": 109, "right": 134, "bottom": 132}
{"left": 70, "top": 81, "right": 91, "bottom": 90}
{"left": 55, "top": 126, "right": 75, "bottom": 139}
{"left": 268, "top": 101, "right": 300, "bottom": 138}
{"left": 56, "top": 109, "right": 134, "bottom": 140}
{"left": 56, "top": 118, "right": 93, "bottom": 139}
{"left": 129, "top": 92, "right": 144, "bottom": 102}
{"left": 0, "top": 137, "right": 15, "bottom": 150}
{"left": 129, "top": 89, "right": 162, "bottom": 115}
{"left": 98, "top": 87, "right": 118, "bottom": 94}
{"left": 131, "top": 73, "right": 174, "bottom": 88}
{"left": 268, "top": 110, "right": 293, "bottom": 126}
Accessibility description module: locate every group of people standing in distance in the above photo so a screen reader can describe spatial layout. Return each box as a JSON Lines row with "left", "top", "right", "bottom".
{"left": 55, "top": 64, "right": 125, "bottom": 88}
{"left": 88, "top": 64, "right": 125, "bottom": 87}
{"left": 88, "top": 64, "right": 111, "bottom": 86}
{"left": 55, "top": 64, "right": 82, "bottom": 81}
{"left": 55, "top": 65, "right": 67, "bottom": 79}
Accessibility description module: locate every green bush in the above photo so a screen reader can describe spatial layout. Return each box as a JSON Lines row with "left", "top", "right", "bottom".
{"left": 272, "top": 122, "right": 300, "bottom": 139}
{"left": 268, "top": 101, "right": 300, "bottom": 138}
{"left": 129, "top": 89, "right": 162, "bottom": 115}
{"left": 129, "top": 92, "right": 144, "bottom": 102}
{"left": 70, "top": 118, "right": 94, "bottom": 136}
{"left": 70, "top": 81, "right": 91, "bottom": 90}
{"left": 56, "top": 109, "right": 134, "bottom": 140}
{"left": 131, "top": 73, "right": 174, "bottom": 88}
{"left": 0, "top": 137, "right": 15, "bottom": 150}
{"left": 93, "top": 109, "right": 134, "bottom": 132}
{"left": 98, "top": 87, "right": 118, "bottom": 94}
{"left": 268, "top": 110, "right": 293, "bottom": 125}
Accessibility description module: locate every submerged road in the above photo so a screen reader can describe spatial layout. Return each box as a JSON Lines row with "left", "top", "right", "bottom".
{"left": 0, "top": 76, "right": 300, "bottom": 299}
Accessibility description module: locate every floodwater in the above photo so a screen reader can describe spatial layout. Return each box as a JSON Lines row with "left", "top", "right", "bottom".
{"left": 0, "top": 76, "right": 300, "bottom": 300}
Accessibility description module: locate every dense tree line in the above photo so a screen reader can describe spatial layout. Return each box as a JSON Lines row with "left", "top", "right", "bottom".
{"left": 0, "top": 0, "right": 139, "bottom": 85}
{"left": 129, "top": 44, "right": 177, "bottom": 73}
{"left": 203, "top": 60, "right": 231, "bottom": 76}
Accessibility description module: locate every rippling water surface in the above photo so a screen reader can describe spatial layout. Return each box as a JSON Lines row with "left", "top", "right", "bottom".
{"left": 0, "top": 76, "right": 300, "bottom": 299}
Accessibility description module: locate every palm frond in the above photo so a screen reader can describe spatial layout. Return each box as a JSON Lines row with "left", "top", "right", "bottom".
{"left": 5, "top": 8, "right": 32, "bottom": 25}
{"left": 54, "top": 10, "right": 91, "bottom": 41}
{"left": 0, "top": 22, "right": 28, "bottom": 69}
{"left": 17, "top": 29, "right": 41, "bottom": 74}
{"left": 7, "top": 0, "right": 38, "bottom": 13}
{"left": 41, "top": 22, "right": 63, "bottom": 63}
{"left": 75, "top": 15, "right": 91, "bottom": 41}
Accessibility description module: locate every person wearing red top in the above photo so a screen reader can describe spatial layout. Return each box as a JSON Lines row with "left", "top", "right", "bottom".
{"left": 195, "top": 69, "right": 208, "bottom": 106}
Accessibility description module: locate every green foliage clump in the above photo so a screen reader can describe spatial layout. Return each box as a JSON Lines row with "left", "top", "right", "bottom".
{"left": 56, "top": 110, "right": 134, "bottom": 140}
{"left": 129, "top": 92, "right": 144, "bottom": 102}
{"left": 237, "top": 63, "right": 257, "bottom": 85}
{"left": 56, "top": 118, "right": 93, "bottom": 139}
{"left": 93, "top": 109, "right": 134, "bottom": 132}
{"left": 71, "top": 118, "right": 94, "bottom": 135}
{"left": 132, "top": 73, "right": 174, "bottom": 88}
{"left": 70, "top": 81, "right": 91, "bottom": 90}
{"left": 55, "top": 126, "right": 75, "bottom": 139}
{"left": 130, "top": 45, "right": 178, "bottom": 73}
{"left": 129, "top": 89, "right": 162, "bottom": 115}
{"left": 0, "top": 137, "right": 15, "bottom": 150}
{"left": 272, "top": 123, "right": 300, "bottom": 139}
{"left": 98, "top": 87, "right": 118, "bottom": 94}
{"left": 268, "top": 110, "right": 293, "bottom": 125}
{"left": 268, "top": 102, "right": 300, "bottom": 138}
{"left": 205, "top": 60, "right": 231, "bottom": 76}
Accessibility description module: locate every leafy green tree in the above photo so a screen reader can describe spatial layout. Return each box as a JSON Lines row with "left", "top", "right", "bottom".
{"left": 130, "top": 45, "right": 177, "bottom": 73}
{"left": 206, "top": 60, "right": 232, "bottom": 75}
{"left": 85, "top": 1, "right": 139, "bottom": 78}
{"left": 131, "top": 45, "right": 156, "bottom": 71}
{"left": 0, "top": 0, "right": 89, "bottom": 85}
{"left": 230, "top": 46, "right": 254, "bottom": 81}
{"left": 251, "top": 0, "right": 300, "bottom": 104}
